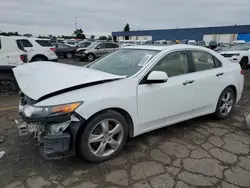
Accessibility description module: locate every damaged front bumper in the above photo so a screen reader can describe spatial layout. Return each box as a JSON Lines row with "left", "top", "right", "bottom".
{"left": 16, "top": 95, "right": 84, "bottom": 159}
{"left": 16, "top": 117, "right": 83, "bottom": 159}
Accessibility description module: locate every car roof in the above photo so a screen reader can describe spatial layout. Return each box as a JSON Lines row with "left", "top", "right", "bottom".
{"left": 123, "top": 44, "right": 207, "bottom": 51}
{"left": 12, "top": 36, "right": 50, "bottom": 40}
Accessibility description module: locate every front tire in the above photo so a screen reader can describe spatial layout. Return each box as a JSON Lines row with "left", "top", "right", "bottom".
{"left": 214, "top": 87, "right": 235, "bottom": 119}
{"left": 79, "top": 110, "right": 128, "bottom": 162}
{"left": 87, "top": 53, "right": 95, "bottom": 62}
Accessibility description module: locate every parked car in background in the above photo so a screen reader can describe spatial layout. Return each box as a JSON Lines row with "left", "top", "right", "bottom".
{"left": 75, "top": 41, "right": 91, "bottom": 48}
{"left": 209, "top": 40, "right": 218, "bottom": 50}
{"left": 198, "top": 41, "right": 206, "bottom": 46}
{"left": 14, "top": 44, "right": 244, "bottom": 162}
{"left": 214, "top": 45, "right": 231, "bottom": 53}
{"left": 181, "top": 39, "right": 189, "bottom": 44}
{"left": 12, "top": 37, "right": 58, "bottom": 62}
{"left": 0, "top": 35, "right": 28, "bottom": 93}
{"left": 188, "top": 40, "right": 197, "bottom": 45}
{"left": 154, "top": 40, "right": 166, "bottom": 44}
{"left": 120, "top": 43, "right": 138, "bottom": 48}
{"left": 232, "top": 40, "right": 246, "bottom": 45}
{"left": 218, "top": 42, "right": 231, "bottom": 47}
{"left": 75, "top": 42, "right": 119, "bottom": 61}
{"left": 55, "top": 43, "right": 76, "bottom": 59}
{"left": 220, "top": 44, "right": 250, "bottom": 69}
{"left": 64, "top": 39, "right": 78, "bottom": 47}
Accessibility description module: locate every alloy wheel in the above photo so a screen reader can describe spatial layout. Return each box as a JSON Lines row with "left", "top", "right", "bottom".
{"left": 219, "top": 91, "right": 234, "bottom": 116}
{"left": 88, "top": 119, "right": 124, "bottom": 157}
{"left": 88, "top": 54, "right": 94, "bottom": 61}
{"left": 66, "top": 52, "right": 72, "bottom": 59}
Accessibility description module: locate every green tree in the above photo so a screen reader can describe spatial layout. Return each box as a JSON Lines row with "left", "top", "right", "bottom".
{"left": 90, "top": 35, "right": 95, "bottom": 40}
{"left": 107, "top": 35, "right": 112, "bottom": 41}
{"left": 124, "top": 23, "right": 130, "bottom": 32}
{"left": 98, "top": 36, "right": 107, "bottom": 40}
{"left": 73, "top": 29, "right": 86, "bottom": 39}
{"left": 23, "top": 33, "right": 32, "bottom": 37}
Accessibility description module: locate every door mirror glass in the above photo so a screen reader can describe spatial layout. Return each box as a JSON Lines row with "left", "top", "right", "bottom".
{"left": 146, "top": 71, "right": 168, "bottom": 83}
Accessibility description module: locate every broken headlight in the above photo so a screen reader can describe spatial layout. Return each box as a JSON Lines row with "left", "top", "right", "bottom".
{"left": 21, "top": 102, "right": 82, "bottom": 119}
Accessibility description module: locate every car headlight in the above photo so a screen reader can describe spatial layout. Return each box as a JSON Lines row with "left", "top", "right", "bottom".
{"left": 22, "top": 102, "right": 82, "bottom": 119}
{"left": 233, "top": 53, "right": 240, "bottom": 56}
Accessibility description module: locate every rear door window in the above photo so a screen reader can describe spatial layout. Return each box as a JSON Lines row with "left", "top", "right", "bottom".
{"left": 18, "top": 39, "right": 33, "bottom": 47}
{"left": 106, "top": 43, "right": 115, "bottom": 48}
{"left": 35, "top": 40, "right": 53, "bottom": 47}
{"left": 191, "top": 51, "right": 222, "bottom": 71}
{"left": 96, "top": 43, "right": 107, "bottom": 49}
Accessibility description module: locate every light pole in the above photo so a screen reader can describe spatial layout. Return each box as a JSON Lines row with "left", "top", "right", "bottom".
{"left": 75, "top": 17, "right": 78, "bottom": 30}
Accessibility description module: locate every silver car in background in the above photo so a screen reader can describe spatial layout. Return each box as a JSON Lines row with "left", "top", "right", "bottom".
{"left": 75, "top": 42, "right": 119, "bottom": 61}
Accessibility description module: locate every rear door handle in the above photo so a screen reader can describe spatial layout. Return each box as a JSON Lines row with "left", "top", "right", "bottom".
{"left": 183, "top": 80, "right": 194, "bottom": 86}
{"left": 216, "top": 72, "right": 224, "bottom": 77}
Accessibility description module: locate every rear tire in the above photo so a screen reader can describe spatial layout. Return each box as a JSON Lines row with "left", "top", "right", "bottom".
{"left": 0, "top": 73, "right": 19, "bottom": 94}
{"left": 79, "top": 110, "right": 128, "bottom": 163}
{"left": 65, "top": 52, "right": 73, "bottom": 59}
{"left": 214, "top": 87, "right": 235, "bottom": 119}
{"left": 240, "top": 57, "right": 248, "bottom": 69}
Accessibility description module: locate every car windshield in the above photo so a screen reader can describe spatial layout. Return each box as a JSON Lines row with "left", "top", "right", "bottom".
{"left": 88, "top": 49, "right": 159, "bottom": 77}
{"left": 228, "top": 45, "right": 250, "bottom": 51}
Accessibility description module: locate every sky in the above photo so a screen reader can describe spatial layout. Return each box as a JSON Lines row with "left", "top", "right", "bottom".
{"left": 0, "top": 0, "right": 250, "bottom": 37}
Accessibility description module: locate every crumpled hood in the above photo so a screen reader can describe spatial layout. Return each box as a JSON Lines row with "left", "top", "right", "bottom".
{"left": 76, "top": 47, "right": 87, "bottom": 52}
{"left": 13, "top": 61, "right": 124, "bottom": 100}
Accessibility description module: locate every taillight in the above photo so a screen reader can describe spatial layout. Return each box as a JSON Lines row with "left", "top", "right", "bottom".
{"left": 241, "top": 70, "right": 244, "bottom": 75}
{"left": 20, "top": 54, "right": 27, "bottom": 63}
{"left": 50, "top": 48, "right": 56, "bottom": 52}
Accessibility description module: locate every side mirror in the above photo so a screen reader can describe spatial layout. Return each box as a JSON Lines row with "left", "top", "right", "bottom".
{"left": 96, "top": 47, "right": 100, "bottom": 50}
{"left": 146, "top": 71, "right": 168, "bottom": 84}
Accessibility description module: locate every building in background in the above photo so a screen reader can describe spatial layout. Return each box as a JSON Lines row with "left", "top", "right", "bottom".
{"left": 112, "top": 24, "right": 250, "bottom": 43}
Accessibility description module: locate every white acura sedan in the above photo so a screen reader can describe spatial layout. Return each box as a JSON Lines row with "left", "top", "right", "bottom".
{"left": 14, "top": 44, "right": 244, "bottom": 162}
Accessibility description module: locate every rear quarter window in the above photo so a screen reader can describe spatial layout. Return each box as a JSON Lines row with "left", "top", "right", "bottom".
{"left": 35, "top": 40, "right": 53, "bottom": 47}
{"left": 18, "top": 39, "right": 33, "bottom": 47}
{"left": 16, "top": 40, "right": 26, "bottom": 52}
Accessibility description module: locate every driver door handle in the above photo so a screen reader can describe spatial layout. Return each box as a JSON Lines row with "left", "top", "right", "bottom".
{"left": 183, "top": 80, "right": 194, "bottom": 86}
{"left": 216, "top": 72, "right": 224, "bottom": 77}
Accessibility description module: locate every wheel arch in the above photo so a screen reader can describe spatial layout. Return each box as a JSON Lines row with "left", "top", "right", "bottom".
{"left": 74, "top": 107, "right": 134, "bottom": 154}
{"left": 242, "top": 56, "right": 249, "bottom": 61}
{"left": 31, "top": 54, "right": 48, "bottom": 62}
{"left": 86, "top": 52, "right": 96, "bottom": 58}
{"left": 226, "top": 85, "right": 237, "bottom": 101}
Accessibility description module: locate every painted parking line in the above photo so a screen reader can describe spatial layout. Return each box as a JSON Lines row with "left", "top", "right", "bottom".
{"left": 0, "top": 106, "right": 18, "bottom": 111}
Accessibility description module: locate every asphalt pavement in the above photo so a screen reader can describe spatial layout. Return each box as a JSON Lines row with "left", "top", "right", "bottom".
{"left": 0, "top": 59, "right": 250, "bottom": 188}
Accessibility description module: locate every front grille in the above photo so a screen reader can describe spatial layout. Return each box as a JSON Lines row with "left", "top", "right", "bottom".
{"left": 221, "top": 54, "right": 233, "bottom": 57}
